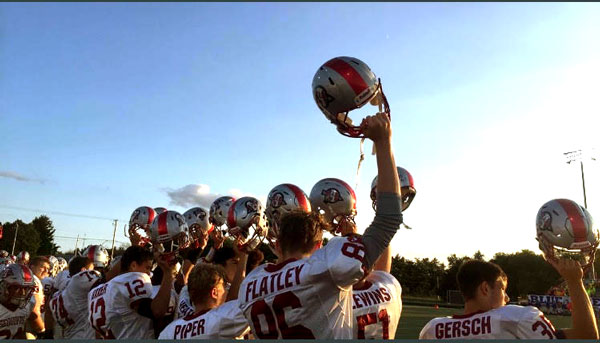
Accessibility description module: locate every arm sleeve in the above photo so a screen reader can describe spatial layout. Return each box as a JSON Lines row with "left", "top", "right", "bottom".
{"left": 362, "top": 192, "right": 403, "bottom": 269}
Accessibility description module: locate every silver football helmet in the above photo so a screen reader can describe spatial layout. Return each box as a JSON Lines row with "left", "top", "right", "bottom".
{"left": 226, "top": 197, "right": 268, "bottom": 252}
{"left": 0, "top": 264, "right": 36, "bottom": 308}
{"left": 536, "top": 198, "right": 599, "bottom": 269}
{"left": 371, "top": 166, "right": 417, "bottom": 211}
{"left": 183, "top": 207, "right": 213, "bottom": 242}
{"left": 128, "top": 206, "right": 156, "bottom": 247}
{"left": 210, "top": 196, "right": 236, "bottom": 228}
{"left": 47, "top": 256, "right": 59, "bottom": 277}
{"left": 16, "top": 251, "right": 29, "bottom": 265}
{"left": 309, "top": 178, "right": 357, "bottom": 234}
{"left": 154, "top": 207, "right": 167, "bottom": 215}
{"left": 265, "top": 184, "right": 312, "bottom": 247}
{"left": 56, "top": 257, "right": 68, "bottom": 272}
{"left": 83, "top": 245, "right": 110, "bottom": 269}
{"left": 312, "top": 56, "right": 390, "bottom": 138}
{"left": 150, "top": 211, "right": 191, "bottom": 262}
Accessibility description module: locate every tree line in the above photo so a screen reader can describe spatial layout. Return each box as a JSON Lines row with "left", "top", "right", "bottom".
{"left": 1, "top": 216, "right": 59, "bottom": 256}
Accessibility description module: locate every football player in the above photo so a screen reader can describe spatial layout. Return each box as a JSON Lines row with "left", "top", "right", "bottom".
{"left": 236, "top": 112, "right": 403, "bottom": 339}
{"left": 158, "top": 263, "right": 250, "bottom": 339}
{"left": 419, "top": 259, "right": 599, "bottom": 339}
{"left": 25, "top": 256, "right": 50, "bottom": 337}
{"left": 87, "top": 245, "right": 176, "bottom": 339}
{"left": 0, "top": 264, "right": 38, "bottom": 339}
{"left": 48, "top": 256, "right": 99, "bottom": 339}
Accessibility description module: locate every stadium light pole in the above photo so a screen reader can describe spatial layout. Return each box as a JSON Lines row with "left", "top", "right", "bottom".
{"left": 564, "top": 149, "right": 595, "bottom": 208}
{"left": 11, "top": 222, "right": 19, "bottom": 255}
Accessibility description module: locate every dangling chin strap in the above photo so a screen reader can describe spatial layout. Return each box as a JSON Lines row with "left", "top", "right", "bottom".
{"left": 355, "top": 138, "right": 366, "bottom": 192}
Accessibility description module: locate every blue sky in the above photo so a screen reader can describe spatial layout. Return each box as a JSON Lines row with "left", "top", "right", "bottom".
{"left": 2, "top": 3, "right": 600, "bottom": 261}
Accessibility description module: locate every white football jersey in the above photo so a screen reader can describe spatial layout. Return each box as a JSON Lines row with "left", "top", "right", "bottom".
{"left": 87, "top": 272, "right": 154, "bottom": 339}
{"left": 0, "top": 302, "right": 33, "bottom": 339}
{"left": 151, "top": 285, "right": 178, "bottom": 317}
{"left": 175, "top": 286, "right": 195, "bottom": 320}
{"left": 50, "top": 270, "right": 101, "bottom": 338}
{"left": 352, "top": 271, "right": 402, "bottom": 339}
{"left": 238, "top": 235, "right": 367, "bottom": 339}
{"left": 53, "top": 270, "right": 71, "bottom": 293}
{"left": 419, "top": 304, "right": 560, "bottom": 339}
{"left": 41, "top": 277, "right": 54, "bottom": 298}
{"left": 158, "top": 300, "right": 249, "bottom": 339}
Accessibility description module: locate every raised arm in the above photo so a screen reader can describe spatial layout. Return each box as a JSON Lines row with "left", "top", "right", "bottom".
{"left": 360, "top": 113, "right": 403, "bottom": 269}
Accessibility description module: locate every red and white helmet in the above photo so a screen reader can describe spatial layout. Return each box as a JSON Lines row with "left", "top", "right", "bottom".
{"left": 227, "top": 197, "right": 268, "bottom": 252}
{"left": 0, "top": 264, "right": 36, "bottom": 308}
{"left": 309, "top": 178, "right": 357, "bottom": 234}
{"left": 371, "top": 166, "right": 416, "bottom": 211}
{"left": 16, "top": 251, "right": 29, "bottom": 265}
{"left": 154, "top": 207, "right": 167, "bottom": 215}
{"left": 150, "top": 210, "right": 191, "bottom": 254}
{"left": 312, "top": 56, "right": 390, "bottom": 138}
{"left": 536, "top": 199, "right": 599, "bottom": 268}
{"left": 128, "top": 206, "right": 156, "bottom": 247}
{"left": 56, "top": 257, "right": 67, "bottom": 272}
{"left": 83, "top": 245, "right": 110, "bottom": 269}
{"left": 265, "top": 184, "right": 311, "bottom": 246}
{"left": 210, "top": 196, "right": 236, "bottom": 228}
{"left": 183, "top": 207, "right": 214, "bottom": 241}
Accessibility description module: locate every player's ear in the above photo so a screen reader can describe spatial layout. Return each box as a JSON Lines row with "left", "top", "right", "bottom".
{"left": 480, "top": 281, "right": 490, "bottom": 297}
{"left": 211, "top": 285, "right": 219, "bottom": 300}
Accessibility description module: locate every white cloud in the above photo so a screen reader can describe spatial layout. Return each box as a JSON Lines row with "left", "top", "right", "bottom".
{"left": 164, "top": 184, "right": 266, "bottom": 210}
{"left": 0, "top": 171, "right": 45, "bottom": 184}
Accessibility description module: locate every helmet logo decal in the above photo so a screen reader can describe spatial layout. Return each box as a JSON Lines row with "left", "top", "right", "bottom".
{"left": 131, "top": 209, "right": 140, "bottom": 223}
{"left": 322, "top": 188, "right": 343, "bottom": 204}
{"left": 244, "top": 200, "right": 258, "bottom": 218}
{"left": 539, "top": 212, "right": 553, "bottom": 232}
{"left": 315, "top": 86, "right": 335, "bottom": 110}
{"left": 269, "top": 192, "right": 287, "bottom": 209}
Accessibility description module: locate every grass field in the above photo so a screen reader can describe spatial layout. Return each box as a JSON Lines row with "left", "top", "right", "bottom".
{"left": 395, "top": 305, "right": 573, "bottom": 339}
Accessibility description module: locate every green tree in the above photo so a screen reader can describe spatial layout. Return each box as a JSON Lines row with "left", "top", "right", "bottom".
{"left": 32, "top": 215, "right": 59, "bottom": 255}
{"left": 0, "top": 220, "right": 41, "bottom": 255}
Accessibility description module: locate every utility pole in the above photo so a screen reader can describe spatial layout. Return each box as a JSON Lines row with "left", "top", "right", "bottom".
{"left": 110, "top": 219, "right": 118, "bottom": 259}
{"left": 74, "top": 234, "right": 80, "bottom": 255}
{"left": 11, "top": 222, "right": 19, "bottom": 255}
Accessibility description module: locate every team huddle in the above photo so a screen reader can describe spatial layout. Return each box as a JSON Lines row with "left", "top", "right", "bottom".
{"left": 1, "top": 57, "right": 599, "bottom": 340}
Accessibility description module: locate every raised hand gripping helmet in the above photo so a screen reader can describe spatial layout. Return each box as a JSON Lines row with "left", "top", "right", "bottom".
{"left": 309, "top": 178, "right": 357, "bottom": 234}
{"left": 371, "top": 166, "right": 416, "bottom": 211}
{"left": 227, "top": 197, "right": 268, "bottom": 252}
{"left": 536, "top": 198, "right": 599, "bottom": 268}
{"left": 265, "top": 184, "right": 312, "bottom": 247}
{"left": 312, "top": 56, "right": 390, "bottom": 138}
{"left": 183, "top": 207, "right": 214, "bottom": 242}
{"left": 83, "top": 245, "right": 110, "bottom": 269}
{"left": 150, "top": 210, "right": 191, "bottom": 258}
{"left": 128, "top": 206, "right": 156, "bottom": 247}
{"left": 210, "top": 196, "right": 236, "bottom": 228}
{"left": 0, "top": 264, "right": 37, "bottom": 308}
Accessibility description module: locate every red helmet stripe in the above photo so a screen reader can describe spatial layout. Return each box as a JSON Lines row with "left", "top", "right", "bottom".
{"left": 325, "top": 58, "right": 369, "bottom": 97}
{"left": 146, "top": 207, "right": 156, "bottom": 225}
{"left": 227, "top": 201, "right": 237, "bottom": 228}
{"left": 87, "top": 246, "right": 96, "bottom": 261}
{"left": 556, "top": 199, "right": 587, "bottom": 243}
{"left": 284, "top": 184, "right": 310, "bottom": 212}
{"left": 158, "top": 212, "right": 169, "bottom": 236}
{"left": 21, "top": 265, "right": 32, "bottom": 283}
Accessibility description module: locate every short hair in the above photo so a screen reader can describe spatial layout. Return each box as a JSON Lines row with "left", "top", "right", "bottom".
{"left": 29, "top": 256, "right": 50, "bottom": 268}
{"left": 68, "top": 256, "right": 92, "bottom": 276}
{"left": 188, "top": 263, "right": 227, "bottom": 305}
{"left": 213, "top": 247, "right": 236, "bottom": 267}
{"left": 278, "top": 211, "right": 325, "bottom": 255}
{"left": 457, "top": 260, "right": 507, "bottom": 301}
{"left": 121, "top": 245, "right": 153, "bottom": 272}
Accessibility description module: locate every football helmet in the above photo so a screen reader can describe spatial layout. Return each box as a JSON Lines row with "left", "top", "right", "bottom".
{"left": 150, "top": 211, "right": 191, "bottom": 261}
{"left": 536, "top": 198, "right": 599, "bottom": 268}
{"left": 83, "top": 245, "right": 110, "bottom": 269}
{"left": 154, "top": 207, "right": 167, "bottom": 215}
{"left": 227, "top": 196, "right": 268, "bottom": 252}
{"left": 0, "top": 250, "right": 8, "bottom": 258}
{"left": 265, "top": 184, "right": 311, "bottom": 247}
{"left": 56, "top": 257, "right": 68, "bottom": 272}
{"left": 309, "top": 178, "right": 357, "bottom": 234}
{"left": 210, "top": 196, "right": 236, "bottom": 228}
{"left": 0, "top": 264, "right": 36, "bottom": 308}
{"left": 16, "top": 251, "right": 30, "bottom": 265}
{"left": 370, "top": 166, "right": 417, "bottom": 211}
{"left": 312, "top": 56, "right": 390, "bottom": 138}
{"left": 47, "top": 255, "right": 59, "bottom": 277}
{"left": 128, "top": 206, "right": 156, "bottom": 247}
{"left": 183, "top": 207, "right": 214, "bottom": 242}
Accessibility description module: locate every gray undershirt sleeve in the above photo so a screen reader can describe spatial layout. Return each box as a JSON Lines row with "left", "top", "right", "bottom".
{"left": 362, "top": 192, "right": 403, "bottom": 269}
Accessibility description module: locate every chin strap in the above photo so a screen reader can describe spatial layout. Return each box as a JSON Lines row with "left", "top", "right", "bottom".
{"left": 355, "top": 138, "right": 366, "bottom": 192}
